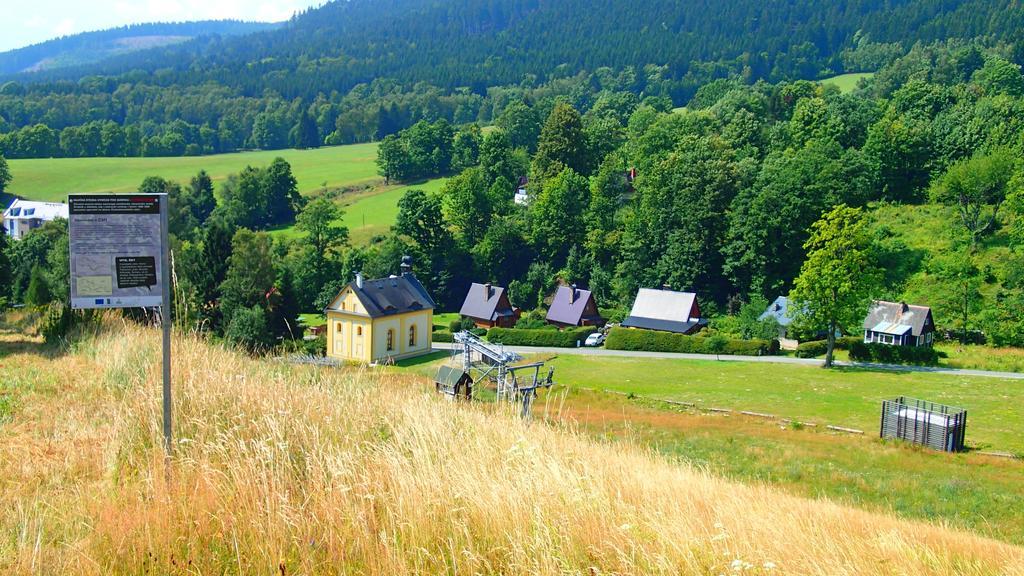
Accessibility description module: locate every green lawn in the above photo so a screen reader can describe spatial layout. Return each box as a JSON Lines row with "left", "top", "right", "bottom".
{"left": 298, "top": 313, "right": 326, "bottom": 328}
{"left": 6, "top": 143, "right": 380, "bottom": 202}
{"left": 819, "top": 72, "right": 874, "bottom": 93}
{"left": 432, "top": 312, "right": 461, "bottom": 331}
{"left": 548, "top": 355, "right": 1024, "bottom": 452}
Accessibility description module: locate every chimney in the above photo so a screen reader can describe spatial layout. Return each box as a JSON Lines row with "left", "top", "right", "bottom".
{"left": 400, "top": 255, "right": 413, "bottom": 276}
{"left": 570, "top": 283, "right": 578, "bottom": 304}
{"left": 355, "top": 271, "right": 364, "bottom": 289}
{"left": 484, "top": 282, "right": 492, "bottom": 298}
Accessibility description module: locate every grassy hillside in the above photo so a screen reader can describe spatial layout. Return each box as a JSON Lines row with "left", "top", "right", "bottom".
{"left": 398, "top": 352, "right": 1024, "bottom": 544}
{"left": 819, "top": 72, "right": 874, "bottom": 93}
{"left": 268, "top": 177, "right": 447, "bottom": 246}
{"left": 0, "top": 21, "right": 278, "bottom": 75}
{"left": 5, "top": 143, "right": 380, "bottom": 202}
{"left": 2, "top": 322, "right": 1022, "bottom": 573}
{"left": 868, "top": 201, "right": 1018, "bottom": 329}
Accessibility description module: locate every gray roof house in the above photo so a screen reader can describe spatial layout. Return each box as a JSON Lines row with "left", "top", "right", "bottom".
{"left": 760, "top": 296, "right": 796, "bottom": 327}
{"left": 622, "top": 288, "right": 707, "bottom": 334}
{"left": 325, "top": 259, "right": 436, "bottom": 318}
{"left": 459, "top": 282, "right": 520, "bottom": 328}
{"left": 863, "top": 301, "right": 935, "bottom": 347}
{"left": 546, "top": 285, "right": 605, "bottom": 328}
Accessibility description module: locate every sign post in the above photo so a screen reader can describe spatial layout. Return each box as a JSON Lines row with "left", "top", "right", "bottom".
{"left": 69, "top": 194, "right": 172, "bottom": 453}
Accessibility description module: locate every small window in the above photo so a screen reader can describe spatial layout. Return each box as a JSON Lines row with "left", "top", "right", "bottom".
{"left": 386, "top": 329, "right": 395, "bottom": 352}
{"left": 335, "top": 322, "right": 342, "bottom": 333}
{"left": 340, "top": 302, "right": 345, "bottom": 310}
{"left": 408, "top": 324, "right": 417, "bottom": 347}
{"left": 356, "top": 326, "right": 363, "bottom": 336}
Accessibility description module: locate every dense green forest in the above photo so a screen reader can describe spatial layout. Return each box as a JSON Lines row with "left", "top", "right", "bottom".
{"left": 1, "top": 0, "right": 1023, "bottom": 159}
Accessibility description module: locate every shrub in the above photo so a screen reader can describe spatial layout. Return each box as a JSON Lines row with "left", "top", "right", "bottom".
{"left": 604, "top": 327, "right": 774, "bottom": 356}
{"left": 487, "top": 326, "right": 596, "bottom": 347}
{"left": 795, "top": 337, "right": 862, "bottom": 358}
{"left": 835, "top": 336, "right": 862, "bottom": 350}
{"left": 432, "top": 330, "right": 454, "bottom": 343}
{"left": 25, "top": 265, "right": 52, "bottom": 307}
{"left": 448, "top": 318, "right": 463, "bottom": 332}
{"left": 225, "top": 306, "right": 274, "bottom": 353}
{"left": 514, "top": 310, "right": 550, "bottom": 329}
{"left": 795, "top": 340, "right": 828, "bottom": 358}
{"left": 848, "top": 341, "right": 940, "bottom": 366}
{"left": 41, "top": 303, "right": 97, "bottom": 345}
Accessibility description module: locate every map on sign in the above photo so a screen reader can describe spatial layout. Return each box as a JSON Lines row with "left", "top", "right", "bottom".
{"left": 69, "top": 194, "right": 165, "bottom": 309}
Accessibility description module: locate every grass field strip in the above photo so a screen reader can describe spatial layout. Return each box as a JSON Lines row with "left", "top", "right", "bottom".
{"left": 578, "top": 384, "right": 1024, "bottom": 459}
{"left": 564, "top": 385, "right": 1024, "bottom": 460}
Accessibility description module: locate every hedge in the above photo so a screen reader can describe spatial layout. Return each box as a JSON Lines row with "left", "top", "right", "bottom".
{"left": 795, "top": 336, "right": 863, "bottom": 358}
{"left": 487, "top": 326, "right": 597, "bottom": 347}
{"left": 848, "top": 341, "right": 940, "bottom": 366}
{"left": 795, "top": 340, "right": 828, "bottom": 358}
{"left": 432, "top": 330, "right": 454, "bottom": 343}
{"left": 604, "top": 327, "right": 775, "bottom": 356}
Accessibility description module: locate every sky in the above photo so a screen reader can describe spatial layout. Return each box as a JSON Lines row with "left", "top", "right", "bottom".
{"left": 0, "top": 0, "right": 326, "bottom": 52}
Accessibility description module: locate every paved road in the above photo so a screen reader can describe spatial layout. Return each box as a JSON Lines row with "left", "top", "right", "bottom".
{"left": 433, "top": 342, "right": 1024, "bottom": 380}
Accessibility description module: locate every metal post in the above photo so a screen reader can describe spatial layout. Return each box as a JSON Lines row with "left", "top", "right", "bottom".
{"left": 160, "top": 194, "right": 172, "bottom": 454}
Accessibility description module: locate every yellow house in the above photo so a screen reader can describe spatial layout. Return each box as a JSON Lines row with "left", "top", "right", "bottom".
{"left": 324, "top": 258, "right": 435, "bottom": 364}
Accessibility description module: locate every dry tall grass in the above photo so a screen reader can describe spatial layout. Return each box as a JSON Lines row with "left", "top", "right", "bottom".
{"left": 1, "top": 321, "right": 1022, "bottom": 575}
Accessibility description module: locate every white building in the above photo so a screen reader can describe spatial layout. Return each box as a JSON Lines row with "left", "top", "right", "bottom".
{"left": 2, "top": 199, "right": 69, "bottom": 240}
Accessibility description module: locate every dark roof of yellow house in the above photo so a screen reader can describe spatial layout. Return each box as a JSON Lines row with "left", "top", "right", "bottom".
{"left": 326, "top": 260, "right": 435, "bottom": 318}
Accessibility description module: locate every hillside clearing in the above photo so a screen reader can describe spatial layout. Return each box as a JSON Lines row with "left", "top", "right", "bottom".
{"left": 5, "top": 143, "right": 380, "bottom": 202}
{"left": 268, "top": 177, "right": 448, "bottom": 246}
{"left": 1, "top": 323, "right": 1022, "bottom": 574}
{"left": 820, "top": 72, "right": 874, "bottom": 93}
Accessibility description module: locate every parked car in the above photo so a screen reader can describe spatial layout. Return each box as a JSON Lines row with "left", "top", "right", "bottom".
{"left": 584, "top": 332, "right": 606, "bottom": 347}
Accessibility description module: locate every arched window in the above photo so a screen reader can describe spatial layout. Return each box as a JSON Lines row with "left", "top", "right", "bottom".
{"left": 335, "top": 322, "right": 342, "bottom": 333}
{"left": 386, "top": 329, "right": 395, "bottom": 351}
{"left": 408, "top": 324, "right": 417, "bottom": 347}
{"left": 356, "top": 326, "right": 363, "bottom": 336}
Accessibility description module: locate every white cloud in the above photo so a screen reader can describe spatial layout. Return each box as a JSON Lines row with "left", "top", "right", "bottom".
{"left": 53, "top": 18, "right": 76, "bottom": 37}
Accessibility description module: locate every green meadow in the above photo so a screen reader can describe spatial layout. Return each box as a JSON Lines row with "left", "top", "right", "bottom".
{"left": 5, "top": 143, "right": 380, "bottom": 202}
{"left": 268, "top": 177, "right": 447, "bottom": 246}
{"left": 819, "top": 72, "right": 874, "bottom": 93}
{"left": 547, "top": 354, "right": 1024, "bottom": 452}
{"left": 6, "top": 142, "right": 449, "bottom": 249}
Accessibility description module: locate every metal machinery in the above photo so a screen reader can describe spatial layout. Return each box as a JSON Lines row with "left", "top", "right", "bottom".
{"left": 434, "top": 331, "right": 555, "bottom": 418}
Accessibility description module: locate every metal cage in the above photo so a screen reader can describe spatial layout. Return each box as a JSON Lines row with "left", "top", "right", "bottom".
{"left": 880, "top": 396, "right": 967, "bottom": 452}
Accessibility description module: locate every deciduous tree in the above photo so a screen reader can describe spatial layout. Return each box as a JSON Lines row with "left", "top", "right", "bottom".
{"left": 791, "top": 205, "right": 879, "bottom": 368}
{"left": 930, "top": 148, "right": 1016, "bottom": 248}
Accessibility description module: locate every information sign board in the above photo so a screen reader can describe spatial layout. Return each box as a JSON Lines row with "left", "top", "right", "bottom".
{"left": 69, "top": 194, "right": 166, "bottom": 309}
